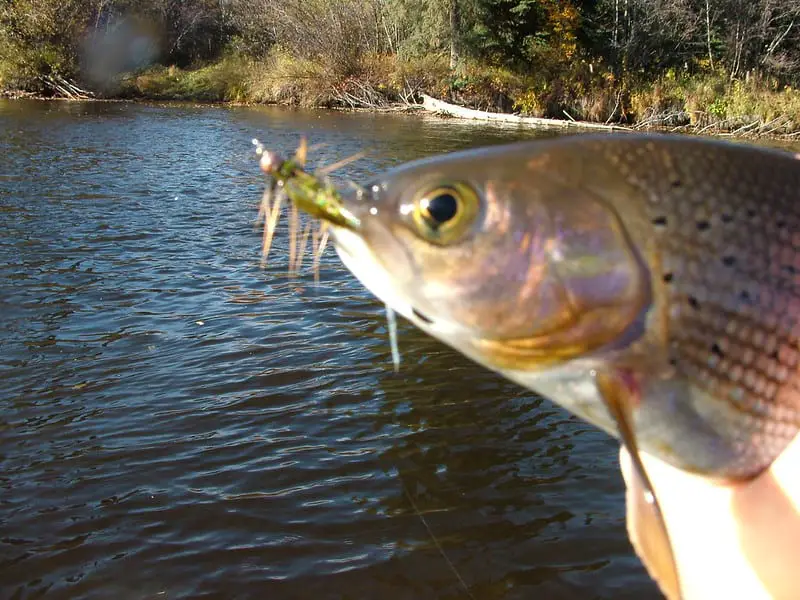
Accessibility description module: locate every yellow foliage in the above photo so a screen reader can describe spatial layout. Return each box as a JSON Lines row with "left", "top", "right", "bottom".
{"left": 542, "top": 0, "right": 580, "bottom": 60}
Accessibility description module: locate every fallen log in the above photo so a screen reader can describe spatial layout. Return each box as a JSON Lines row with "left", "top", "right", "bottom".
{"left": 420, "top": 94, "right": 630, "bottom": 132}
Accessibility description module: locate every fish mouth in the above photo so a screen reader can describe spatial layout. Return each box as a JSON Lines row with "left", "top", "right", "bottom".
{"left": 331, "top": 226, "right": 435, "bottom": 330}
{"left": 411, "top": 307, "right": 434, "bottom": 324}
{"left": 331, "top": 227, "right": 576, "bottom": 374}
{"left": 331, "top": 227, "right": 443, "bottom": 334}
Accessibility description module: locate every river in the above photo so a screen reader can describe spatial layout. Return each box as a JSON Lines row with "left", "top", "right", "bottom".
{"left": 7, "top": 100, "right": 787, "bottom": 599}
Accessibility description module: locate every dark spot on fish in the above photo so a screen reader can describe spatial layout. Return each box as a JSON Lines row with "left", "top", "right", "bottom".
{"left": 412, "top": 308, "right": 433, "bottom": 324}
{"left": 711, "top": 343, "right": 725, "bottom": 358}
{"left": 696, "top": 220, "right": 711, "bottom": 232}
{"left": 722, "top": 256, "right": 737, "bottom": 267}
{"left": 746, "top": 208, "right": 757, "bottom": 219}
{"left": 669, "top": 357, "right": 678, "bottom": 367}
{"left": 776, "top": 219, "right": 788, "bottom": 229}
{"left": 663, "top": 272, "right": 674, "bottom": 283}
{"left": 739, "top": 289, "right": 751, "bottom": 303}
{"left": 721, "top": 213, "right": 733, "bottom": 223}
{"left": 688, "top": 295, "right": 700, "bottom": 310}
{"left": 670, "top": 179, "right": 682, "bottom": 188}
{"left": 652, "top": 216, "right": 668, "bottom": 227}
{"left": 769, "top": 350, "right": 780, "bottom": 361}
{"left": 782, "top": 264, "right": 797, "bottom": 276}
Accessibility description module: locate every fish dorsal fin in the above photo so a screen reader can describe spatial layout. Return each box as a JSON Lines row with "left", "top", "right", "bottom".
{"left": 594, "top": 369, "right": 682, "bottom": 600}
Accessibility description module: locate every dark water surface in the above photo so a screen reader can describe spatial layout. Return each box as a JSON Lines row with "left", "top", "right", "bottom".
{"left": 2, "top": 100, "right": 661, "bottom": 599}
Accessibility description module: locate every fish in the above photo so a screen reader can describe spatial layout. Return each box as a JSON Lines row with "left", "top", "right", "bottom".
{"left": 254, "top": 133, "right": 800, "bottom": 598}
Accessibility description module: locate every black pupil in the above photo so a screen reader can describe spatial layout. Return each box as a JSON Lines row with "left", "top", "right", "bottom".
{"left": 425, "top": 193, "right": 458, "bottom": 226}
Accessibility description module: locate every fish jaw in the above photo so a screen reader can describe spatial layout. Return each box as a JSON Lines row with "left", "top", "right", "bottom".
{"left": 331, "top": 226, "right": 630, "bottom": 455}
{"left": 332, "top": 226, "right": 470, "bottom": 341}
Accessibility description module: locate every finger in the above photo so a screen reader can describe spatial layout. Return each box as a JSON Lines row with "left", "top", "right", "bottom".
{"left": 620, "top": 448, "right": 775, "bottom": 599}
{"left": 730, "top": 434, "right": 800, "bottom": 600}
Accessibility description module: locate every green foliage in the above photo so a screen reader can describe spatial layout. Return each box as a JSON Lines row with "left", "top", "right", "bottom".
{"left": 707, "top": 96, "right": 728, "bottom": 118}
{"left": 0, "top": 0, "right": 91, "bottom": 91}
{"left": 383, "top": 0, "right": 450, "bottom": 59}
{"left": 461, "top": 0, "right": 548, "bottom": 66}
{"left": 118, "top": 57, "right": 251, "bottom": 102}
{"left": 447, "top": 60, "right": 527, "bottom": 111}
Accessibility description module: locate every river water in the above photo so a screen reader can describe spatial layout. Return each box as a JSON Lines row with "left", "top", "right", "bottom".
{"left": 3, "top": 99, "right": 767, "bottom": 599}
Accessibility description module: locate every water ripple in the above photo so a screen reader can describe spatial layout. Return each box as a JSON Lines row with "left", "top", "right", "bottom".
{"left": 0, "top": 100, "right": 685, "bottom": 599}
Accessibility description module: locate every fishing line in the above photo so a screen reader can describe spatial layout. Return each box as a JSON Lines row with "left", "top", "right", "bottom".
{"left": 397, "top": 472, "right": 476, "bottom": 600}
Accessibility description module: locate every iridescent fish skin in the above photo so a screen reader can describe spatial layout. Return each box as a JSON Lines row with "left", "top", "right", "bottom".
{"left": 309, "top": 134, "right": 800, "bottom": 481}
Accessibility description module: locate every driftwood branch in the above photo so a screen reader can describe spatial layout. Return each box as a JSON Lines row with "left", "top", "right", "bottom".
{"left": 39, "top": 74, "right": 94, "bottom": 99}
{"left": 605, "top": 90, "right": 623, "bottom": 125}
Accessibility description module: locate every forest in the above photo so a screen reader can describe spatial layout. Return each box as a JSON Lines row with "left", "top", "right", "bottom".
{"left": 2, "top": 0, "right": 800, "bottom": 131}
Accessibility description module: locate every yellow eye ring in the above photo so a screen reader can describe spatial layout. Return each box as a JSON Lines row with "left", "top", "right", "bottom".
{"left": 410, "top": 182, "right": 479, "bottom": 245}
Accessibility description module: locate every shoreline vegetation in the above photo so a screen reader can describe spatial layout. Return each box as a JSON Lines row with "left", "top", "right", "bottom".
{"left": 2, "top": 1, "right": 799, "bottom": 137}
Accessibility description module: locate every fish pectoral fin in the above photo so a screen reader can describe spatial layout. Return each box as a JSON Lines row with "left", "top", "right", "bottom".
{"left": 594, "top": 368, "right": 682, "bottom": 600}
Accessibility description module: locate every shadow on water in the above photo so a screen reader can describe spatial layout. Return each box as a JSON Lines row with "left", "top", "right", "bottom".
{"left": 9, "top": 99, "right": 796, "bottom": 598}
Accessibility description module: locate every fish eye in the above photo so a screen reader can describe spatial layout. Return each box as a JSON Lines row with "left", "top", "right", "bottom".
{"left": 424, "top": 192, "right": 458, "bottom": 224}
{"left": 410, "top": 183, "right": 479, "bottom": 245}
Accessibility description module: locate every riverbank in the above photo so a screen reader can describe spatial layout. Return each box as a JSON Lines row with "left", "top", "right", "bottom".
{"left": 4, "top": 54, "right": 800, "bottom": 138}
{"left": 110, "top": 56, "right": 800, "bottom": 136}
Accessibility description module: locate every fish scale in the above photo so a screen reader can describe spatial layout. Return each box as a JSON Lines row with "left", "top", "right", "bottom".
{"left": 597, "top": 138, "right": 800, "bottom": 473}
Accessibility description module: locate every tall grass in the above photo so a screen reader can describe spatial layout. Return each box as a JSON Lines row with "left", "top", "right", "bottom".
{"left": 116, "top": 57, "right": 251, "bottom": 102}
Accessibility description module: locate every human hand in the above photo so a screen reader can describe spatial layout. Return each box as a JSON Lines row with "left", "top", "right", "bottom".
{"left": 621, "top": 434, "right": 800, "bottom": 599}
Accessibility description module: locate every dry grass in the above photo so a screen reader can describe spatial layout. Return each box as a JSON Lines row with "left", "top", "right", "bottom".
{"left": 629, "top": 72, "right": 800, "bottom": 134}
{"left": 246, "top": 50, "right": 448, "bottom": 108}
{"left": 246, "top": 51, "right": 331, "bottom": 105}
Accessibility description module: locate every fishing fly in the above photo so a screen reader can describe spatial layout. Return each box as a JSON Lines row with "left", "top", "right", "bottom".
{"left": 253, "top": 138, "right": 402, "bottom": 370}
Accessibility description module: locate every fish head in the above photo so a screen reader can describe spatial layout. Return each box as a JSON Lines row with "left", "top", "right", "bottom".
{"left": 332, "top": 142, "right": 653, "bottom": 373}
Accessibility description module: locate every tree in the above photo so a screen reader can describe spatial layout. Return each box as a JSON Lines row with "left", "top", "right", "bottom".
{"left": 450, "top": 0, "right": 462, "bottom": 70}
